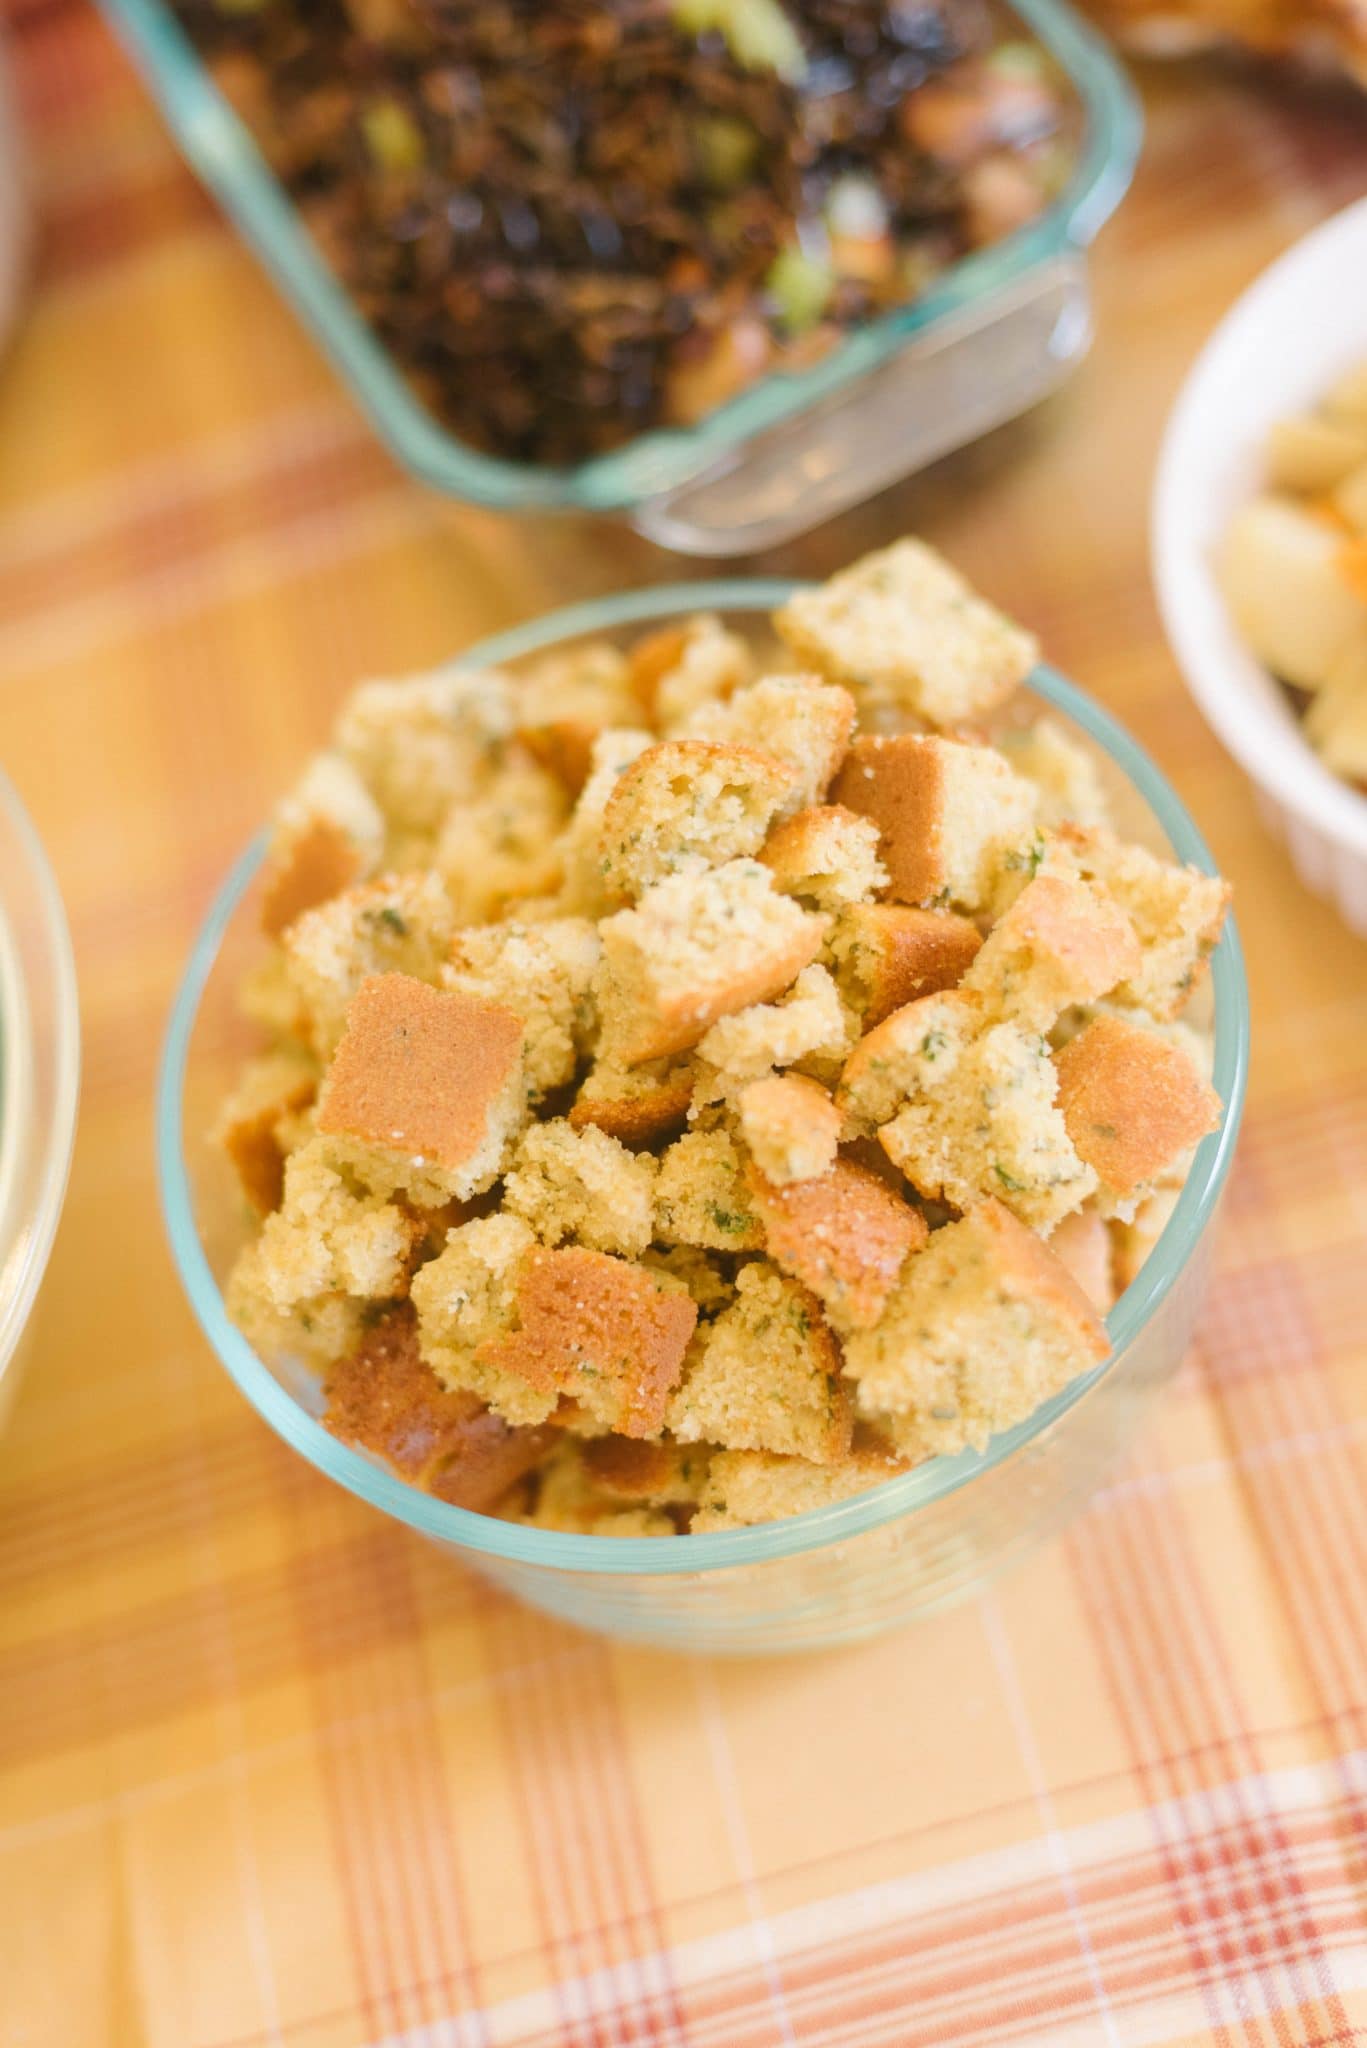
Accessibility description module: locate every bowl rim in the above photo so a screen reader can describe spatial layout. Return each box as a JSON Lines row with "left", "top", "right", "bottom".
{"left": 1152, "top": 193, "right": 1367, "bottom": 864}
{"left": 0, "top": 767, "right": 81, "bottom": 1384}
{"left": 158, "top": 579, "right": 1249, "bottom": 1576}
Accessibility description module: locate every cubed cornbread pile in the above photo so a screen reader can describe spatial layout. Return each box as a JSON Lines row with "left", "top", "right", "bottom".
{"left": 219, "top": 541, "right": 1230, "bottom": 1537}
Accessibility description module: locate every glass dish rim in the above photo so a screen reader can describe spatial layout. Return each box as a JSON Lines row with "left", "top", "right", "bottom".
{"left": 0, "top": 769, "right": 82, "bottom": 1384}
{"left": 158, "top": 577, "right": 1249, "bottom": 1577}
{"left": 99, "top": 0, "right": 1141, "bottom": 512}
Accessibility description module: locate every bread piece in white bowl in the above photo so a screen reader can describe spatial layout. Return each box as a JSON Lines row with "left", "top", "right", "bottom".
{"left": 1153, "top": 196, "right": 1367, "bottom": 936}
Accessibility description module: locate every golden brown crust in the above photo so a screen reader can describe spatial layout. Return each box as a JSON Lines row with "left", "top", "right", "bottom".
{"left": 568, "top": 1069, "right": 694, "bottom": 1146}
{"left": 317, "top": 973, "right": 525, "bottom": 1170}
{"left": 833, "top": 734, "right": 946, "bottom": 904}
{"left": 518, "top": 719, "right": 601, "bottom": 798}
{"left": 606, "top": 920, "right": 825, "bottom": 1067}
{"left": 324, "top": 1305, "right": 557, "bottom": 1508}
{"left": 841, "top": 903, "right": 984, "bottom": 1026}
{"left": 478, "top": 1247, "right": 698, "bottom": 1438}
{"left": 260, "top": 819, "right": 362, "bottom": 939}
{"left": 579, "top": 1437, "right": 701, "bottom": 1501}
{"left": 970, "top": 1199, "right": 1112, "bottom": 1360}
{"left": 746, "top": 1155, "right": 928, "bottom": 1330}
{"left": 1053, "top": 1015, "right": 1223, "bottom": 1198}
{"left": 625, "top": 622, "right": 690, "bottom": 719}
{"left": 1048, "top": 1208, "right": 1115, "bottom": 1316}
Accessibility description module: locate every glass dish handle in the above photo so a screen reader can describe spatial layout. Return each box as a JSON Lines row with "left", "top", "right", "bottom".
{"left": 633, "top": 252, "right": 1091, "bottom": 558}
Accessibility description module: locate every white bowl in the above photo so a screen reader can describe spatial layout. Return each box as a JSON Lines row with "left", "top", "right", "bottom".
{"left": 1152, "top": 195, "right": 1367, "bottom": 936}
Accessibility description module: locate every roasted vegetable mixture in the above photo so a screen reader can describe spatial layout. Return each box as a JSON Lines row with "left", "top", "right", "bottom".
{"left": 173, "top": 0, "right": 1076, "bottom": 463}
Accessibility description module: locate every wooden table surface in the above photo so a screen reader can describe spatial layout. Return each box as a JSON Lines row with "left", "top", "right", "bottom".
{"left": 2, "top": 9, "right": 1367, "bottom": 2044}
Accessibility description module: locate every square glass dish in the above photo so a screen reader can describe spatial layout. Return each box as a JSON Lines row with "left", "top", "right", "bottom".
{"left": 159, "top": 581, "right": 1247, "bottom": 1655}
{"left": 100, "top": 0, "right": 1140, "bottom": 555}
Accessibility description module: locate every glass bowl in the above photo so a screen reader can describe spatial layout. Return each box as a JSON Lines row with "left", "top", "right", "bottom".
{"left": 99, "top": 0, "right": 1139, "bottom": 554}
{"left": 0, "top": 771, "right": 80, "bottom": 1429}
{"left": 159, "top": 582, "right": 1248, "bottom": 1654}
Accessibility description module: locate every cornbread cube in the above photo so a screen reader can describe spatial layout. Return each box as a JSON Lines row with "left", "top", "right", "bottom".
{"left": 225, "top": 1241, "right": 366, "bottom": 1372}
{"left": 444, "top": 916, "right": 600, "bottom": 1097}
{"left": 1046, "top": 826, "right": 1231, "bottom": 1019}
{"left": 667, "top": 1262, "right": 852, "bottom": 1465}
{"left": 410, "top": 1212, "right": 539, "bottom": 1417}
{"left": 579, "top": 1436, "right": 713, "bottom": 1507}
{"left": 746, "top": 1155, "right": 927, "bottom": 1331}
{"left": 999, "top": 719, "right": 1111, "bottom": 832}
{"left": 514, "top": 642, "right": 639, "bottom": 795}
{"left": 833, "top": 734, "right": 1038, "bottom": 911}
{"left": 503, "top": 1120, "right": 658, "bottom": 1257}
{"left": 507, "top": 1442, "right": 678, "bottom": 1536}
{"left": 738, "top": 1074, "right": 841, "bottom": 1186}
{"left": 842, "top": 1199, "right": 1110, "bottom": 1457}
{"left": 317, "top": 974, "right": 527, "bottom": 1206}
{"left": 683, "top": 674, "right": 856, "bottom": 813}
{"left": 260, "top": 754, "right": 384, "bottom": 938}
{"left": 655, "top": 1129, "right": 765, "bottom": 1250}
{"left": 433, "top": 754, "right": 569, "bottom": 924}
{"left": 962, "top": 873, "right": 1142, "bottom": 1031}
{"left": 1052, "top": 1014, "right": 1222, "bottom": 1219}
{"left": 323, "top": 1304, "right": 557, "bottom": 1508}
{"left": 630, "top": 614, "right": 753, "bottom": 729}
{"left": 760, "top": 804, "right": 888, "bottom": 911}
{"left": 829, "top": 903, "right": 982, "bottom": 1028}
{"left": 239, "top": 948, "right": 308, "bottom": 1043}
{"left": 1110, "top": 1186, "right": 1180, "bottom": 1294}
{"left": 556, "top": 726, "right": 656, "bottom": 913}
{"left": 640, "top": 1244, "right": 737, "bottom": 1320}
{"left": 598, "top": 739, "right": 799, "bottom": 897}
{"left": 690, "top": 1437, "right": 909, "bottom": 1531}
{"left": 569, "top": 1054, "right": 695, "bottom": 1148}
{"left": 478, "top": 1247, "right": 698, "bottom": 1439}
{"left": 215, "top": 1047, "right": 319, "bottom": 1212}
{"left": 840, "top": 988, "right": 980, "bottom": 1134}
{"left": 1048, "top": 1207, "right": 1115, "bottom": 1315}
{"left": 695, "top": 963, "right": 852, "bottom": 1098}
{"left": 251, "top": 1136, "right": 421, "bottom": 1310}
{"left": 283, "top": 871, "right": 455, "bottom": 1058}
{"left": 776, "top": 539, "right": 1038, "bottom": 726}
{"left": 336, "top": 667, "right": 517, "bottom": 834}
{"left": 595, "top": 859, "right": 825, "bottom": 1066}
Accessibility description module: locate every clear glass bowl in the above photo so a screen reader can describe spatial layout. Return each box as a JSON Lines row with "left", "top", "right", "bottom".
{"left": 99, "top": 0, "right": 1140, "bottom": 553}
{"left": 158, "top": 582, "right": 1248, "bottom": 1654}
{"left": 0, "top": 771, "right": 80, "bottom": 1429}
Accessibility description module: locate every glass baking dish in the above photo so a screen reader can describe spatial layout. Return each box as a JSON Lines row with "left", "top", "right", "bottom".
{"left": 100, "top": 0, "right": 1140, "bottom": 553}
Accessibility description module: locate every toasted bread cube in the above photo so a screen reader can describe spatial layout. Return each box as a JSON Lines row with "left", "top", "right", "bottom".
{"left": 683, "top": 674, "right": 855, "bottom": 812}
{"left": 506, "top": 1442, "right": 678, "bottom": 1536}
{"left": 478, "top": 1247, "right": 698, "bottom": 1439}
{"left": 998, "top": 719, "right": 1112, "bottom": 832}
{"left": 842, "top": 1199, "right": 1110, "bottom": 1456}
{"left": 595, "top": 859, "right": 825, "bottom": 1066}
{"left": 336, "top": 668, "right": 517, "bottom": 834}
{"left": 1046, "top": 827, "right": 1231, "bottom": 1019}
{"left": 840, "top": 987, "right": 981, "bottom": 1133}
{"left": 215, "top": 1048, "right": 320, "bottom": 1213}
{"left": 640, "top": 1244, "right": 737, "bottom": 1320}
{"left": 833, "top": 734, "right": 1038, "bottom": 911}
{"left": 829, "top": 903, "right": 983, "bottom": 1027}
{"left": 410, "top": 1212, "right": 539, "bottom": 1416}
{"left": 760, "top": 804, "right": 888, "bottom": 911}
{"left": 666, "top": 1261, "right": 852, "bottom": 1465}
{"left": 1053, "top": 1014, "right": 1222, "bottom": 1218}
{"left": 1048, "top": 1207, "right": 1115, "bottom": 1315}
{"left": 503, "top": 1120, "right": 658, "bottom": 1257}
{"left": 962, "top": 873, "right": 1141, "bottom": 1031}
{"left": 556, "top": 726, "right": 656, "bottom": 913}
{"left": 445, "top": 916, "right": 600, "bottom": 1097}
{"left": 746, "top": 1155, "right": 927, "bottom": 1331}
{"left": 225, "top": 1240, "right": 366, "bottom": 1372}
{"left": 695, "top": 963, "right": 852, "bottom": 1099}
{"left": 598, "top": 739, "right": 799, "bottom": 898}
{"left": 776, "top": 539, "right": 1038, "bottom": 725}
{"left": 514, "top": 643, "right": 639, "bottom": 795}
{"left": 317, "top": 974, "right": 526, "bottom": 1206}
{"left": 260, "top": 754, "right": 384, "bottom": 938}
{"left": 739, "top": 1073, "right": 841, "bottom": 1185}
{"left": 1219, "top": 495, "right": 1367, "bottom": 692}
{"left": 579, "top": 1436, "right": 712, "bottom": 1507}
{"left": 655, "top": 1129, "right": 765, "bottom": 1251}
{"left": 324, "top": 1304, "right": 557, "bottom": 1508}
{"left": 434, "top": 753, "right": 568, "bottom": 924}
{"left": 283, "top": 871, "right": 454, "bottom": 1058}
{"left": 569, "top": 1054, "right": 695, "bottom": 1148}
{"left": 631, "top": 614, "right": 754, "bottom": 729}
{"left": 690, "top": 1437, "right": 909, "bottom": 1530}
{"left": 251, "top": 1135, "right": 421, "bottom": 1310}
{"left": 1110, "top": 1186, "right": 1180, "bottom": 1295}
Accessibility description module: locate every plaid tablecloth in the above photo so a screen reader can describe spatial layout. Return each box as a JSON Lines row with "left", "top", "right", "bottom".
{"left": 2, "top": 8, "right": 1366, "bottom": 2044}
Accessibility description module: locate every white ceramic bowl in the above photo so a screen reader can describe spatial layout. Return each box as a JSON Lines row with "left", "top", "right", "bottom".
{"left": 1152, "top": 195, "right": 1367, "bottom": 936}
